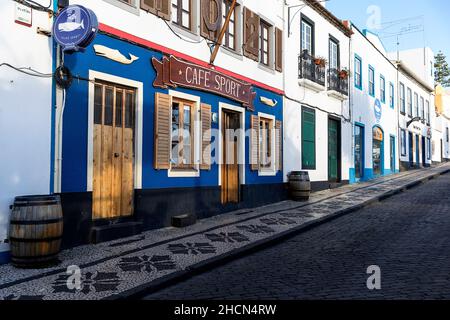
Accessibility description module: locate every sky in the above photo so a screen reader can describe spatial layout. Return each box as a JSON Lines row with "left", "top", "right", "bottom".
{"left": 326, "top": 0, "right": 450, "bottom": 60}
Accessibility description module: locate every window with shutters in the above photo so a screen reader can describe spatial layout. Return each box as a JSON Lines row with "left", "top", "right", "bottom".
{"left": 141, "top": 0, "right": 171, "bottom": 20}
{"left": 302, "top": 107, "right": 316, "bottom": 170}
{"left": 171, "top": 0, "right": 191, "bottom": 30}
{"left": 275, "top": 28, "right": 283, "bottom": 72}
{"left": 243, "top": 8, "right": 260, "bottom": 61}
{"left": 259, "top": 20, "right": 271, "bottom": 66}
{"left": 171, "top": 98, "right": 195, "bottom": 169}
{"left": 259, "top": 117, "right": 273, "bottom": 169}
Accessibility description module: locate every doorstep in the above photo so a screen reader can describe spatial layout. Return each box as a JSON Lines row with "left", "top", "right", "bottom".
{"left": 0, "top": 163, "right": 449, "bottom": 300}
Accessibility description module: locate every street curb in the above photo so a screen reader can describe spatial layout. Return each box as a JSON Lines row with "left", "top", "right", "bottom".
{"left": 109, "top": 168, "right": 450, "bottom": 300}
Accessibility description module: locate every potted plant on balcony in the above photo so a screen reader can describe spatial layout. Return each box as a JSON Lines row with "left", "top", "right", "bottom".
{"left": 314, "top": 56, "right": 327, "bottom": 68}
{"left": 339, "top": 68, "right": 350, "bottom": 79}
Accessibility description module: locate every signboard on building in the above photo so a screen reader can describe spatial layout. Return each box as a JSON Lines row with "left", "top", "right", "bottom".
{"left": 53, "top": 5, "right": 98, "bottom": 52}
{"left": 15, "top": 3, "right": 32, "bottom": 27}
{"left": 152, "top": 55, "right": 256, "bottom": 111}
{"left": 374, "top": 98, "right": 382, "bottom": 122}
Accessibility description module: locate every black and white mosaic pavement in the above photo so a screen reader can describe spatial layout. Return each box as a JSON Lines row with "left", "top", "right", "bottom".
{"left": 0, "top": 165, "right": 448, "bottom": 300}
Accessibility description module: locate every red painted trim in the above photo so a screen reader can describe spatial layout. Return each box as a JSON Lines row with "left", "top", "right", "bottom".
{"left": 99, "top": 23, "right": 284, "bottom": 95}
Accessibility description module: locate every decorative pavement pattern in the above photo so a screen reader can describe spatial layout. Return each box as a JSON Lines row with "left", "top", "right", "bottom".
{"left": 0, "top": 164, "right": 449, "bottom": 300}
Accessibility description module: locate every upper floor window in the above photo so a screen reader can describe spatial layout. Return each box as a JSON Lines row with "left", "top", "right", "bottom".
{"left": 329, "top": 38, "right": 339, "bottom": 70}
{"left": 368, "top": 66, "right": 375, "bottom": 97}
{"left": 426, "top": 100, "right": 430, "bottom": 125}
{"left": 407, "top": 88, "right": 412, "bottom": 117}
{"left": 380, "top": 75, "right": 385, "bottom": 103}
{"left": 171, "top": 0, "right": 191, "bottom": 30}
{"left": 399, "top": 82, "right": 405, "bottom": 114}
{"left": 414, "top": 92, "right": 419, "bottom": 117}
{"left": 354, "top": 55, "right": 362, "bottom": 89}
{"left": 259, "top": 20, "right": 271, "bottom": 66}
{"left": 222, "top": 0, "right": 237, "bottom": 51}
{"left": 389, "top": 82, "right": 394, "bottom": 108}
{"left": 400, "top": 129, "right": 407, "bottom": 156}
{"left": 420, "top": 96, "right": 425, "bottom": 120}
{"left": 301, "top": 16, "right": 314, "bottom": 55}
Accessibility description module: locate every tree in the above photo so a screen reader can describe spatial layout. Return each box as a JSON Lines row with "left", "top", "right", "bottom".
{"left": 435, "top": 51, "right": 450, "bottom": 87}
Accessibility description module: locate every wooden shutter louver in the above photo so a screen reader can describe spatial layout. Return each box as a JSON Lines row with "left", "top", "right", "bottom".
{"left": 201, "top": 0, "right": 223, "bottom": 41}
{"left": 201, "top": 103, "right": 212, "bottom": 170}
{"left": 250, "top": 115, "right": 259, "bottom": 171}
{"left": 275, "top": 28, "right": 283, "bottom": 72}
{"left": 154, "top": 92, "right": 171, "bottom": 170}
{"left": 243, "top": 7, "right": 260, "bottom": 61}
{"left": 275, "top": 120, "right": 282, "bottom": 171}
{"left": 141, "top": 0, "right": 171, "bottom": 20}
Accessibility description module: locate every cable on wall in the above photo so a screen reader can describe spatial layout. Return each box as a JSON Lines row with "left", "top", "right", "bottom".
{"left": 13, "top": 0, "right": 53, "bottom": 13}
{"left": 0, "top": 63, "right": 53, "bottom": 78}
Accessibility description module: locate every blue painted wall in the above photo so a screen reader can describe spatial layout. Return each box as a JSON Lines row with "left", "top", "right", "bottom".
{"left": 61, "top": 34, "right": 283, "bottom": 193}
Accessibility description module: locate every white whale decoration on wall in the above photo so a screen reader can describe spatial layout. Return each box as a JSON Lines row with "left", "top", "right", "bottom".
{"left": 93, "top": 45, "right": 139, "bottom": 65}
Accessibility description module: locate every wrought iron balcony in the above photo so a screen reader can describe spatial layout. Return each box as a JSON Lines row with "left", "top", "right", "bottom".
{"left": 298, "top": 50, "right": 325, "bottom": 87}
{"left": 328, "top": 68, "right": 349, "bottom": 96}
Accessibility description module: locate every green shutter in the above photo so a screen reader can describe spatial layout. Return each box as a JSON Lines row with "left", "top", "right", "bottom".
{"left": 302, "top": 108, "right": 316, "bottom": 169}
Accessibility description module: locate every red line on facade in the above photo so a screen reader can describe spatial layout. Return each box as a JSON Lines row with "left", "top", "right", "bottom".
{"left": 99, "top": 23, "right": 284, "bottom": 95}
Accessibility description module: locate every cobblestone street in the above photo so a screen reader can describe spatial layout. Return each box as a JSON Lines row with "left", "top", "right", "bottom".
{"left": 145, "top": 173, "right": 450, "bottom": 300}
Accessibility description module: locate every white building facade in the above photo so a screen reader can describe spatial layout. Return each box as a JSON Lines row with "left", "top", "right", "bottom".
{"left": 348, "top": 26, "right": 399, "bottom": 183}
{"left": 283, "top": 0, "right": 353, "bottom": 190}
{"left": 0, "top": 1, "right": 55, "bottom": 263}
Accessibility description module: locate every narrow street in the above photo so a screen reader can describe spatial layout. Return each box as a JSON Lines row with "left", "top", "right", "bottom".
{"left": 145, "top": 173, "right": 450, "bottom": 300}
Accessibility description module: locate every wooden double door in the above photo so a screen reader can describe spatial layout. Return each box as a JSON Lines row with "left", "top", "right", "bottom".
{"left": 221, "top": 110, "right": 241, "bottom": 204}
{"left": 93, "top": 82, "right": 135, "bottom": 220}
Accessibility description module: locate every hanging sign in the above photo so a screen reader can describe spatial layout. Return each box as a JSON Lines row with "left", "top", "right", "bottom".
{"left": 53, "top": 5, "right": 99, "bottom": 52}
{"left": 15, "top": 3, "right": 32, "bottom": 27}
{"left": 374, "top": 98, "right": 382, "bottom": 122}
{"left": 152, "top": 55, "right": 256, "bottom": 111}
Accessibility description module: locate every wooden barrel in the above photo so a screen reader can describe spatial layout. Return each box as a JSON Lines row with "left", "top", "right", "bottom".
{"left": 9, "top": 195, "right": 63, "bottom": 268}
{"left": 288, "top": 171, "right": 311, "bottom": 201}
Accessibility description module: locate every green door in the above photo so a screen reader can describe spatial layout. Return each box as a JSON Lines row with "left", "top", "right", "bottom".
{"left": 328, "top": 118, "right": 339, "bottom": 182}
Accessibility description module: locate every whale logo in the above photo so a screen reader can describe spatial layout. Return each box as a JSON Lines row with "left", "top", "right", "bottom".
{"left": 58, "top": 20, "right": 85, "bottom": 32}
{"left": 94, "top": 45, "right": 140, "bottom": 65}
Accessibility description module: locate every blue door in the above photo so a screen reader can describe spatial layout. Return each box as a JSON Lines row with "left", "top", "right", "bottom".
{"left": 408, "top": 132, "right": 413, "bottom": 167}
{"left": 354, "top": 125, "right": 364, "bottom": 181}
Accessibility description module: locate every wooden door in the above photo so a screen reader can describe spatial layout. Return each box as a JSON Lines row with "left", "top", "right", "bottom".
{"left": 93, "top": 82, "right": 135, "bottom": 220}
{"left": 221, "top": 111, "right": 240, "bottom": 204}
{"left": 328, "top": 118, "right": 339, "bottom": 182}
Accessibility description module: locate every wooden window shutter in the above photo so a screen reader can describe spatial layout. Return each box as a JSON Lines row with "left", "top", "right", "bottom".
{"left": 243, "top": 7, "right": 260, "bottom": 61}
{"left": 275, "top": 28, "right": 283, "bottom": 72}
{"left": 154, "top": 92, "right": 171, "bottom": 170}
{"left": 250, "top": 115, "right": 259, "bottom": 171}
{"left": 201, "top": 103, "right": 212, "bottom": 170}
{"left": 141, "top": 0, "right": 171, "bottom": 20}
{"left": 275, "top": 120, "right": 282, "bottom": 171}
{"left": 201, "top": 0, "right": 222, "bottom": 41}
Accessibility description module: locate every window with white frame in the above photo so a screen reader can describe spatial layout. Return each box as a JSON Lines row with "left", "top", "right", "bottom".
{"left": 407, "top": 88, "right": 412, "bottom": 117}
{"left": 259, "top": 117, "right": 274, "bottom": 169}
{"left": 414, "top": 92, "right": 419, "bottom": 117}
{"left": 426, "top": 100, "right": 430, "bottom": 125}
{"left": 401, "top": 129, "right": 407, "bottom": 156}
{"left": 355, "top": 55, "right": 362, "bottom": 89}
{"left": 103, "top": 0, "right": 139, "bottom": 14}
{"left": 259, "top": 19, "right": 271, "bottom": 66}
{"left": 399, "top": 83, "right": 405, "bottom": 114}
{"left": 171, "top": 0, "right": 191, "bottom": 30}
{"left": 329, "top": 38, "right": 339, "bottom": 70}
{"left": 222, "top": 0, "right": 237, "bottom": 51}
{"left": 420, "top": 96, "right": 425, "bottom": 120}
{"left": 301, "top": 18, "right": 313, "bottom": 54}
{"left": 389, "top": 83, "right": 394, "bottom": 108}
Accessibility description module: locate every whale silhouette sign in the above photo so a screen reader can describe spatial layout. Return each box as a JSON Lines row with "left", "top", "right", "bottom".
{"left": 94, "top": 45, "right": 139, "bottom": 65}
{"left": 53, "top": 5, "right": 98, "bottom": 52}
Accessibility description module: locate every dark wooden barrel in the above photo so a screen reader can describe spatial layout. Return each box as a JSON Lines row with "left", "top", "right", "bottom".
{"left": 9, "top": 195, "right": 63, "bottom": 268}
{"left": 288, "top": 171, "right": 311, "bottom": 201}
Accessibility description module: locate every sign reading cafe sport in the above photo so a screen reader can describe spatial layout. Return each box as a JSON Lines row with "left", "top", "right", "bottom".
{"left": 152, "top": 56, "right": 256, "bottom": 111}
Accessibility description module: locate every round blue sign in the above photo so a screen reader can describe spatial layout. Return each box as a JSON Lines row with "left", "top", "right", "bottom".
{"left": 374, "top": 98, "right": 382, "bottom": 122}
{"left": 53, "top": 5, "right": 98, "bottom": 52}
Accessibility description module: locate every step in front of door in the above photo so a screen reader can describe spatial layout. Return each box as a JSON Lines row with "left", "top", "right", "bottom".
{"left": 90, "top": 221, "right": 143, "bottom": 244}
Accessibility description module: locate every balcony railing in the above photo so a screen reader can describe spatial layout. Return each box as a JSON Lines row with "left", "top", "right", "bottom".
{"left": 298, "top": 50, "right": 325, "bottom": 86}
{"left": 328, "top": 68, "right": 349, "bottom": 96}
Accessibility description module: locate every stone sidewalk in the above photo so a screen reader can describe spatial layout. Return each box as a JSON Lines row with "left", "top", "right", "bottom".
{"left": 0, "top": 164, "right": 449, "bottom": 300}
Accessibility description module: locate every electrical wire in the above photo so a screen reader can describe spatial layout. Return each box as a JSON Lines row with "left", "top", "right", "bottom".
{"left": 0, "top": 63, "right": 53, "bottom": 78}
{"left": 163, "top": 20, "right": 206, "bottom": 44}
{"left": 13, "top": 0, "right": 53, "bottom": 13}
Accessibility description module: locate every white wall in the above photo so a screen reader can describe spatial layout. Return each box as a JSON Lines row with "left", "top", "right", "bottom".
{"left": 74, "top": 0, "right": 284, "bottom": 91}
{"left": 392, "top": 48, "right": 435, "bottom": 90}
{"left": 283, "top": 0, "right": 351, "bottom": 183}
{"left": 0, "top": 1, "right": 53, "bottom": 254}
{"left": 350, "top": 26, "right": 399, "bottom": 175}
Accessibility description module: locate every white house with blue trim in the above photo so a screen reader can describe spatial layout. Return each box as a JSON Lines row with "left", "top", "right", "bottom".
{"left": 349, "top": 25, "right": 399, "bottom": 183}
